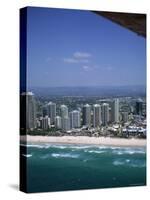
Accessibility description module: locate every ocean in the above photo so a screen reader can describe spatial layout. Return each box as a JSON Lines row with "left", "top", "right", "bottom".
{"left": 21, "top": 143, "right": 146, "bottom": 193}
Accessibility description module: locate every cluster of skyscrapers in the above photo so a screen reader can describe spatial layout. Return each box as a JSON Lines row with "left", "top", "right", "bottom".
{"left": 20, "top": 92, "right": 145, "bottom": 133}
{"left": 40, "top": 103, "right": 81, "bottom": 131}
{"left": 22, "top": 92, "right": 123, "bottom": 131}
{"left": 39, "top": 100, "right": 121, "bottom": 131}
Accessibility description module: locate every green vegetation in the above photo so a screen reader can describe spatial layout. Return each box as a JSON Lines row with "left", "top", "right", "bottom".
{"left": 27, "top": 127, "right": 62, "bottom": 136}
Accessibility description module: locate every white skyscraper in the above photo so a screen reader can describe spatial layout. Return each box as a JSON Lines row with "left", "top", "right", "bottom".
{"left": 82, "top": 104, "right": 91, "bottom": 127}
{"left": 111, "top": 99, "right": 119, "bottom": 123}
{"left": 21, "top": 92, "right": 36, "bottom": 130}
{"left": 47, "top": 102, "right": 56, "bottom": 125}
{"left": 62, "top": 117, "right": 70, "bottom": 131}
{"left": 102, "top": 103, "right": 109, "bottom": 126}
{"left": 70, "top": 110, "right": 81, "bottom": 129}
{"left": 93, "top": 104, "right": 101, "bottom": 128}
{"left": 60, "top": 105, "right": 68, "bottom": 118}
{"left": 55, "top": 116, "right": 62, "bottom": 129}
{"left": 41, "top": 116, "right": 50, "bottom": 130}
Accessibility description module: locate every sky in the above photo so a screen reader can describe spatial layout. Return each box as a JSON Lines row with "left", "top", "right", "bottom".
{"left": 26, "top": 7, "right": 146, "bottom": 88}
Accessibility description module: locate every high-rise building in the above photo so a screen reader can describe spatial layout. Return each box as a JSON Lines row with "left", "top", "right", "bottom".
{"left": 121, "top": 112, "right": 128, "bottom": 123}
{"left": 111, "top": 99, "right": 119, "bottom": 123}
{"left": 20, "top": 92, "right": 37, "bottom": 130}
{"left": 37, "top": 117, "right": 43, "bottom": 128}
{"left": 102, "top": 103, "right": 109, "bottom": 126}
{"left": 47, "top": 102, "right": 56, "bottom": 125}
{"left": 70, "top": 110, "right": 81, "bottom": 129}
{"left": 41, "top": 116, "right": 50, "bottom": 130}
{"left": 42, "top": 105, "right": 48, "bottom": 117}
{"left": 93, "top": 104, "right": 101, "bottom": 128}
{"left": 82, "top": 104, "right": 91, "bottom": 127}
{"left": 62, "top": 117, "right": 70, "bottom": 131}
{"left": 60, "top": 105, "right": 68, "bottom": 118}
{"left": 60, "top": 105, "right": 69, "bottom": 130}
{"left": 136, "top": 99, "right": 143, "bottom": 116}
{"left": 36, "top": 118, "right": 41, "bottom": 128}
{"left": 55, "top": 116, "right": 62, "bottom": 129}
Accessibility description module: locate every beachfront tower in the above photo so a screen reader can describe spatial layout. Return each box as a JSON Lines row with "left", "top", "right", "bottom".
{"left": 47, "top": 102, "right": 56, "bottom": 125}
{"left": 62, "top": 117, "right": 70, "bottom": 131}
{"left": 41, "top": 116, "right": 50, "bottom": 130}
{"left": 60, "top": 105, "right": 69, "bottom": 118}
{"left": 111, "top": 99, "right": 120, "bottom": 123}
{"left": 82, "top": 104, "right": 91, "bottom": 127}
{"left": 55, "top": 116, "right": 62, "bottom": 129}
{"left": 102, "top": 103, "right": 109, "bottom": 126}
{"left": 70, "top": 110, "right": 81, "bottom": 129}
{"left": 93, "top": 104, "right": 101, "bottom": 128}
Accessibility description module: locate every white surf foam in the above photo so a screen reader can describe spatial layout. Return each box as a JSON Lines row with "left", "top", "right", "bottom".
{"left": 25, "top": 144, "right": 44, "bottom": 148}
{"left": 113, "top": 160, "right": 125, "bottom": 166}
{"left": 70, "top": 145, "right": 94, "bottom": 149}
{"left": 113, "top": 159, "right": 131, "bottom": 166}
{"left": 51, "top": 153, "right": 79, "bottom": 158}
{"left": 112, "top": 148, "right": 145, "bottom": 155}
{"left": 84, "top": 150, "right": 106, "bottom": 154}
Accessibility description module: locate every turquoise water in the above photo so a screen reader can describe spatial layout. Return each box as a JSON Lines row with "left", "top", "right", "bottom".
{"left": 21, "top": 143, "right": 146, "bottom": 193}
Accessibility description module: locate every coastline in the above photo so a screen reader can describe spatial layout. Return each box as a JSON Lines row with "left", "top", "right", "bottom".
{"left": 20, "top": 135, "right": 146, "bottom": 147}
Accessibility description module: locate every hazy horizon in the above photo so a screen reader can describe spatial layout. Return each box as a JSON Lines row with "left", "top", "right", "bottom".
{"left": 28, "top": 84, "right": 146, "bottom": 88}
{"left": 27, "top": 85, "right": 146, "bottom": 97}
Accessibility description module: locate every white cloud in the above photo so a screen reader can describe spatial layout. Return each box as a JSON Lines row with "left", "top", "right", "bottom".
{"left": 63, "top": 51, "right": 91, "bottom": 64}
{"left": 63, "top": 58, "right": 78, "bottom": 63}
{"left": 82, "top": 64, "right": 99, "bottom": 72}
{"left": 82, "top": 65, "right": 93, "bottom": 72}
{"left": 73, "top": 52, "right": 91, "bottom": 58}
{"left": 63, "top": 58, "right": 89, "bottom": 64}
{"left": 47, "top": 52, "right": 91, "bottom": 64}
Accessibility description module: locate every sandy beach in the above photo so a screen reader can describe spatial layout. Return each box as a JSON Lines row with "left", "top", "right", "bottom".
{"left": 20, "top": 135, "right": 146, "bottom": 147}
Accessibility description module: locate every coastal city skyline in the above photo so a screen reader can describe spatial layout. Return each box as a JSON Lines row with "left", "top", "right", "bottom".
{"left": 20, "top": 7, "right": 146, "bottom": 193}
{"left": 27, "top": 7, "right": 146, "bottom": 88}
{"left": 21, "top": 91, "right": 146, "bottom": 139}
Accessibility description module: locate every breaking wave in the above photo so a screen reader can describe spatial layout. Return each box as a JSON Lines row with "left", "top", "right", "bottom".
{"left": 84, "top": 150, "right": 106, "bottom": 154}
{"left": 51, "top": 153, "right": 79, "bottom": 158}
{"left": 112, "top": 148, "right": 146, "bottom": 155}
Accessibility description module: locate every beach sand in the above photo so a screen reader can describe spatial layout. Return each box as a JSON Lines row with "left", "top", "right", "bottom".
{"left": 20, "top": 135, "right": 146, "bottom": 147}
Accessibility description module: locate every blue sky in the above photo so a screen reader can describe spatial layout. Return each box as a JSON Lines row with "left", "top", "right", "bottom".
{"left": 26, "top": 7, "right": 146, "bottom": 87}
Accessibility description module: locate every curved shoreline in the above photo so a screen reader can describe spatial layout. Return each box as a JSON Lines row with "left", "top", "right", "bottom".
{"left": 20, "top": 135, "right": 146, "bottom": 147}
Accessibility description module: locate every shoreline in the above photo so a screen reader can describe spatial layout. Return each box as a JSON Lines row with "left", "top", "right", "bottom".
{"left": 20, "top": 135, "right": 146, "bottom": 147}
